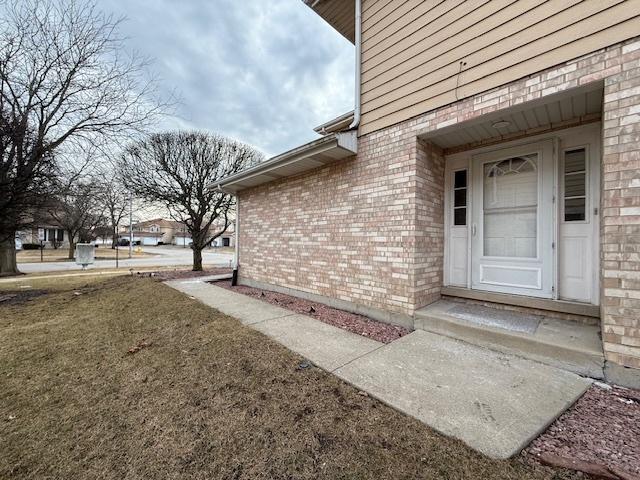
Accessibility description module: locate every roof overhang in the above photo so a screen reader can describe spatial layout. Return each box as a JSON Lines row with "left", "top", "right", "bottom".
{"left": 303, "top": 0, "right": 354, "bottom": 44}
{"left": 215, "top": 131, "right": 357, "bottom": 194}
{"left": 418, "top": 82, "right": 604, "bottom": 153}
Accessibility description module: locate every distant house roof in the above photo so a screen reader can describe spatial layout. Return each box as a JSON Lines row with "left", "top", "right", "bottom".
{"left": 134, "top": 218, "right": 184, "bottom": 229}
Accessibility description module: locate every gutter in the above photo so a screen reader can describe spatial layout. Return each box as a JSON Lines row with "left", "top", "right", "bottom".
{"left": 215, "top": 132, "right": 356, "bottom": 191}
{"left": 349, "top": 0, "right": 361, "bottom": 130}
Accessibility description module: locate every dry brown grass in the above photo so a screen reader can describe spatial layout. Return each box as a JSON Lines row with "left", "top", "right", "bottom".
{"left": 0, "top": 277, "right": 580, "bottom": 480}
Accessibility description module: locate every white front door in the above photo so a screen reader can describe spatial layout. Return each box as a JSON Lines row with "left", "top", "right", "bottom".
{"left": 471, "top": 140, "right": 555, "bottom": 298}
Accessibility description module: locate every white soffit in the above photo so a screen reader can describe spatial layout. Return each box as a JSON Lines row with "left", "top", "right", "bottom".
{"left": 216, "top": 131, "right": 357, "bottom": 193}
{"left": 419, "top": 83, "right": 604, "bottom": 150}
{"left": 303, "top": 0, "right": 355, "bottom": 44}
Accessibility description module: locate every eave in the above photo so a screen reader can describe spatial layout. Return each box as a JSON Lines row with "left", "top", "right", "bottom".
{"left": 303, "top": 0, "right": 355, "bottom": 44}
{"left": 313, "top": 111, "right": 355, "bottom": 135}
{"left": 215, "top": 131, "right": 357, "bottom": 194}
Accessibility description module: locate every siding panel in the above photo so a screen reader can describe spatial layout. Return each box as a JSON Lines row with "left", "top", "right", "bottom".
{"left": 360, "top": 0, "right": 640, "bottom": 135}
{"left": 363, "top": 0, "right": 625, "bottom": 111}
{"left": 362, "top": 0, "right": 563, "bottom": 84}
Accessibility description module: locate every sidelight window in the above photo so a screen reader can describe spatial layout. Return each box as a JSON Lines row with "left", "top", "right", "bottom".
{"left": 453, "top": 169, "right": 467, "bottom": 226}
{"left": 563, "top": 148, "right": 587, "bottom": 222}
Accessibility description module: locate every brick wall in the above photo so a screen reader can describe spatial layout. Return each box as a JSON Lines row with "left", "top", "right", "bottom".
{"left": 601, "top": 39, "right": 640, "bottom": 370}
{"left": 411, "top": 139, "right": 445, "bottom": 308}
{"left": 238, "top": 134, "right": 427, "bottom": 316}
{"left": 238, "top": 37, "right": 640, "bottom": 370}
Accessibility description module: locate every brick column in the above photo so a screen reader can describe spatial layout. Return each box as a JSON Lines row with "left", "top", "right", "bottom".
{"left": 410, "top": 138, "right": 445, "bottom": 311}
{"left": 601, "top": 39, "right": 640, "bottom": 385}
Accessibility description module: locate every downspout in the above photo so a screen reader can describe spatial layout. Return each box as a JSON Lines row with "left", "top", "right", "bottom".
{"left": 349, "top": 0, "right": 362, "bottom": 130}
{"left": 232, "top": 195, "right": 239, "bottom": 286}
{"left": 218, "top": 185, "right": 239, "bottom": 286}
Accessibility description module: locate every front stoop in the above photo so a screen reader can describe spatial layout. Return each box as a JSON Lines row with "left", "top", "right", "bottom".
{"left": 414, "top": 300, "right": 605, "bottom": 379}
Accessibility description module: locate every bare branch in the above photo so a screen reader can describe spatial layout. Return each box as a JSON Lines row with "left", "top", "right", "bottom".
{"left": 120, "top": 131, "right": 263, "bottom": 271}
{"left": 0, "top": 0, "right": 166, "bottom": 274}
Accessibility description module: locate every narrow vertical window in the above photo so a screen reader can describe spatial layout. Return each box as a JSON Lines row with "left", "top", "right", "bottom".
{"left": 563, "top": 148, "right": 587, "bottom": 222}
{"left": 453, "top": 169, "right": 467, "bottom": 226}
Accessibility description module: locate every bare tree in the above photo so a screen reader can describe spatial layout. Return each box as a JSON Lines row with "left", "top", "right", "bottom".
{"left": 98, "top": 175, "right": 129, "bottom": 248}
{"left": 120, "top": 131, "right": 263, "bottom": 271}
{"left": 47, "top": 172, "right": 105, "bottom": 259}
{"left": 0, "top": 0, "right": 163, "bottom": 275}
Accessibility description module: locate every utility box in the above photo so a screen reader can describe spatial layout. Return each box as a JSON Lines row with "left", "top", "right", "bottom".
{"left": 75, "top": 243, "right": 95, "bottom": 269}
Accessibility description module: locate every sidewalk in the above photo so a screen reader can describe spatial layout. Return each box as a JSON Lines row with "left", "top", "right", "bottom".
{"left": 166, "top": 278, "right": 591, "bottom": 459}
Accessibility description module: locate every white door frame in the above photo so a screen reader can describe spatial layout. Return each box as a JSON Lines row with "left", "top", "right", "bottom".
{"left": 443, "top": 123, "right": 601, "bottom": 305}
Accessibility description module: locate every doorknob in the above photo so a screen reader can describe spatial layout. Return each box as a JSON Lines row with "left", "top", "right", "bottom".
{"left": 472, "top": 224, "right": 477, "bottom": 236}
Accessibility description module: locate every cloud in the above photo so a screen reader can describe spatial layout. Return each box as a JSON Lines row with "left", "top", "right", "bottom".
{"left": 100, "top": 0, "right": 354, "bottom": 157}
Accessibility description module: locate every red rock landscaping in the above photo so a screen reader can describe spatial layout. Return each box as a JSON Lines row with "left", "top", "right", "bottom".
{"left": 524, "top": 383, "right": 640, "bottom": 479}
{"left": 213, "top": 280, "right": 410, "bottom": 344}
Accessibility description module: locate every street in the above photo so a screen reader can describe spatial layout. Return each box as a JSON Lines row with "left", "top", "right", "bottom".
{"left": 17, "top": 246, "right": 234, "bottom": 273}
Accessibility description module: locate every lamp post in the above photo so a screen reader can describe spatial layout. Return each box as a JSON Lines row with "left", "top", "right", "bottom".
{"left": 128, "top": 191, "right": 133, "bottom": 259}
{"left": 115, "top": 221, "right": 119, "bottom": 269}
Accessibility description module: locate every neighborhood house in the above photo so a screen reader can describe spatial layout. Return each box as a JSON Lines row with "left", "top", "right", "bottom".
{"left": 17, "top": 225, "right": 69, "bottom": 249}
{"left": 217, "top": 1, "right": 640, "bottom": 387}
{"left": 120, "top": 218, "right": 234, "bottom": 247}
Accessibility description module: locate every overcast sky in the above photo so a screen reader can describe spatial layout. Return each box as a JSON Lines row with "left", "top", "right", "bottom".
{"left": 100, "top": 0, "right": 354, "bottom": 157}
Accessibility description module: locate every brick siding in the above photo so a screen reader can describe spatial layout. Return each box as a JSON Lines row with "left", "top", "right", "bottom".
{"left": 601, "top": 39, "right": 640, "bottom": 369}
{"left": 238, "top": 37, "right": 640, "bottom": 370}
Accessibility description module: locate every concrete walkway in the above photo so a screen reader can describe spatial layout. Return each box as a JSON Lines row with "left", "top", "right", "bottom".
{"left": 165, "top": 278, "right": 592, "bottom": 459}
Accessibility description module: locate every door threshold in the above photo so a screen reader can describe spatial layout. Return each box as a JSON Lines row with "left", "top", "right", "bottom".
{"left": 441, "top": 286, "right": 599, "bottom": 318}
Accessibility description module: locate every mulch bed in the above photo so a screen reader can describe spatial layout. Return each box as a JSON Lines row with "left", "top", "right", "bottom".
{"left": 524, "top": 383, "right": 640, "bottom": 479}
{"left": 214, "top": 281, "right": 410, "bottom": 344}
{"left": 0, "top": 290, "right": 48, "bottom": 306}
{"left": 144, "top": 268, "right": 232, "bottom": 281}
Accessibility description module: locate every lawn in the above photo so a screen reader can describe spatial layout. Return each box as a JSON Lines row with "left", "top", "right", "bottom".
{"left": 16, "top": 247, "right": 152, "bottom": 263}
{"left": 0, "top": 276, "right": 579, "bottom": 479}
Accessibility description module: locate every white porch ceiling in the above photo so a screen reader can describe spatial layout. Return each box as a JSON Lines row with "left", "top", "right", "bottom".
{"left": 419, "top": 83, "right": 603, "bottom": 151}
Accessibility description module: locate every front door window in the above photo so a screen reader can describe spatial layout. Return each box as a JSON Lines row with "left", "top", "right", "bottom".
{"left": 483, "top": 155, "right": 538, "bottom": 258}
{"left": 471, "top": 140, "right": 553, "bottom": 298}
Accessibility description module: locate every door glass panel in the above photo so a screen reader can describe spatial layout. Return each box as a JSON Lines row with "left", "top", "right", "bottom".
{"left": 454, "top": 188, "right": 466, "bottom": 207}
{"left": 565, "top": 173, "right": 586, "bottom": 197}
{"left": 565, "top": 197, "right": 586, "bottom": 221}
{"left": 483, "top": 154, "right": 538, "bottom": 258}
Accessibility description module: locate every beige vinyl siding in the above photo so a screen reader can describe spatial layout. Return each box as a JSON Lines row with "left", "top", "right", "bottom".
{"left": 360, "top": 0, "right": 640, "bottom": 135}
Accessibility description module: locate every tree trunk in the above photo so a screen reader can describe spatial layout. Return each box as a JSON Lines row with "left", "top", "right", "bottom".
{"left": 192, "top": 246, "right": 203, "bottom": 271}
{"left": 0, "top": 235, "right": 20, "bottom": 276}
{"left": 111, "top": 230, "right": 118, "bottom": 249}
{"left": 67, "top": 232, "right": 75, "bottom": 260}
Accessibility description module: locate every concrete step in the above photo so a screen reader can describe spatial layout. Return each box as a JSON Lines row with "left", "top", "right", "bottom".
{"left": 414, "top": 300, "right": 605, "bottom": 379}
